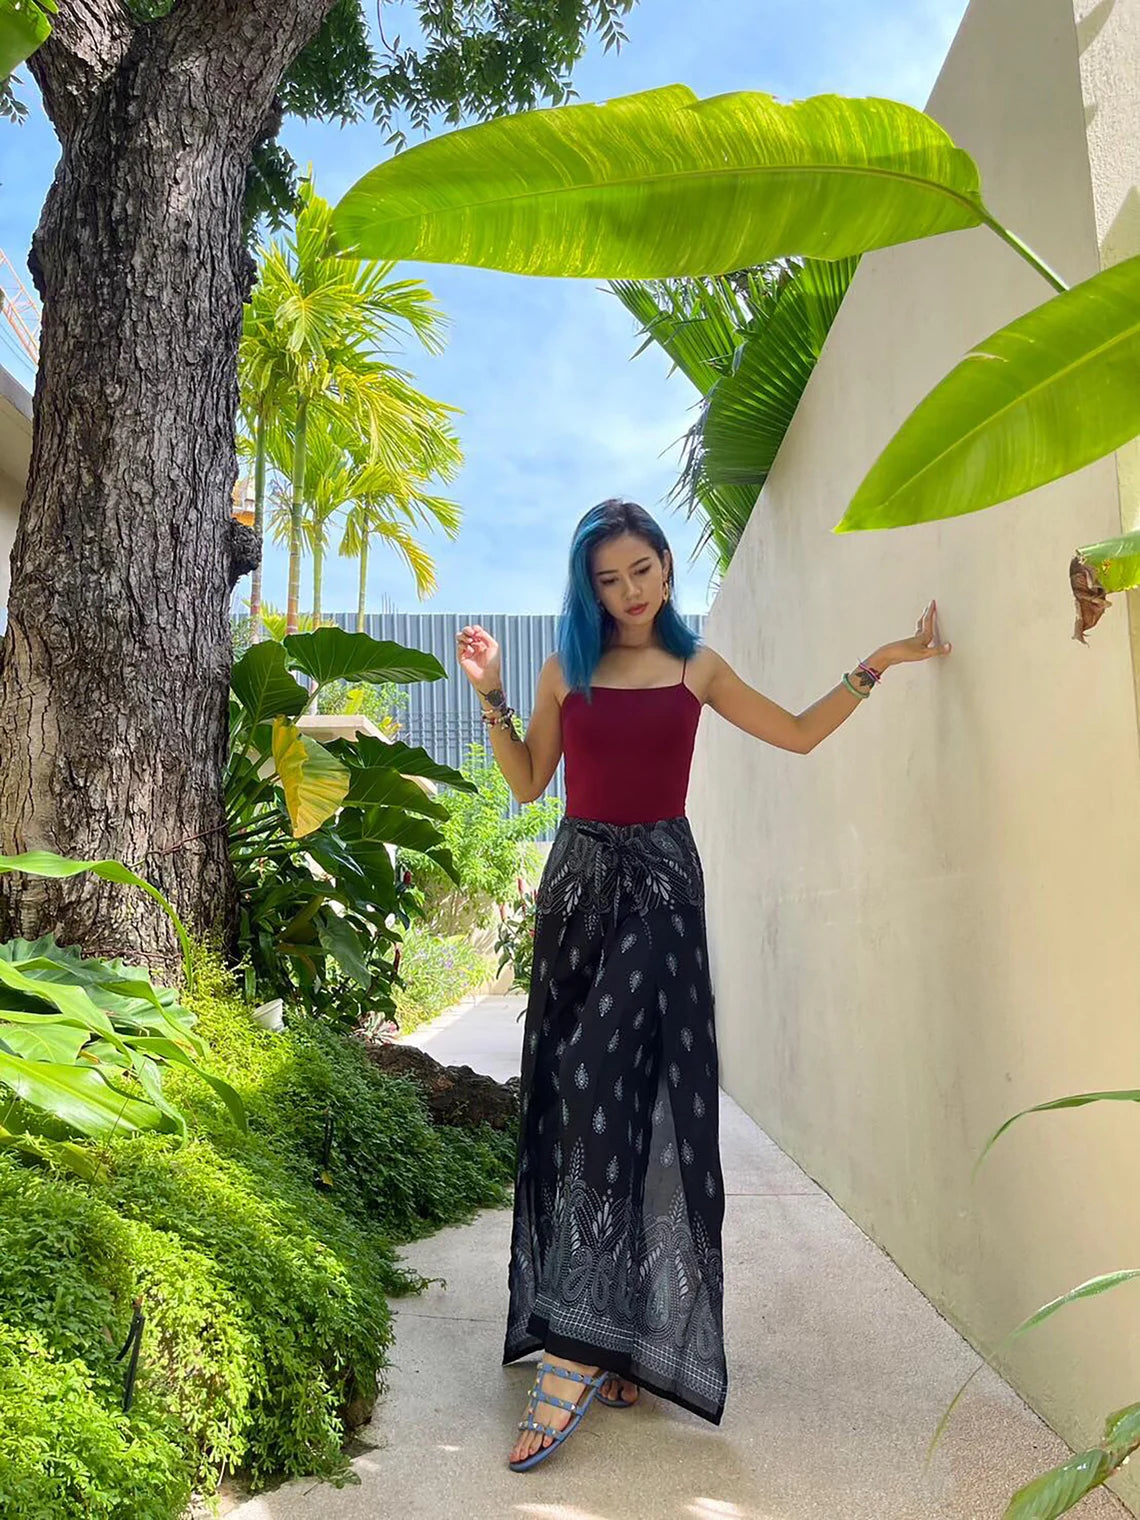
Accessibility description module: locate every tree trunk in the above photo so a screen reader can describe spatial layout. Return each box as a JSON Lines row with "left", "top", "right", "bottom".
{"left": 0, "top": 0, "right": 337, "bottom": 974}
{"left": 312, "top": 535, "right": 324, "bottom": 627}
{"left": 356, "top": 535, "right": 369, "bottom": 632}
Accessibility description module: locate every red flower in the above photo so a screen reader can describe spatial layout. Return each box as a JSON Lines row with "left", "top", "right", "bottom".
{"left": 402, "top": 869, "right": 413, "bottom": 886}
{"left": 516, "top": 877, "right": 524, "bottom": 896}
{"left": 498, "top": 902, "right": 506, "bottom": 920}
{"left": 392, "top": 947, "right": 402, "bottom": 975}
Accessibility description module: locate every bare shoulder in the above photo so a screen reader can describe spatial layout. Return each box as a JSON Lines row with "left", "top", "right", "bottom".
{"left": 686, "top": 642, "right": 729, "bottom": 706}
{"left": 539, "top": 650, "right": 570, "bottom": 705}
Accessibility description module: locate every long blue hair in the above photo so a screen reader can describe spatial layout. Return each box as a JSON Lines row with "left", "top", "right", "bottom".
{"left": 557, "top": 499, "right": 700, "bottom": 698}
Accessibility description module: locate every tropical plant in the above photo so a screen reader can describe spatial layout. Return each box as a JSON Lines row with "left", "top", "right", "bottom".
{"left": 227, "top": 628, "right": 475, "bottom": 1025}
{"left": 0, "top": 855, "right": 244, "bottom": 1179}
{"left": 495, "top": 879, "right": 538, "bottom": 996}
{"left": 401, "top": 742, "right": 561, "bottom": 936}
{"left": 239, "top": 174, "right": 454, "bottom": 635}
{"left": 918, "top": 1086, "right": 1140, "bottom": 1518}
{"left": 0, "top": 0, "right": 54, "bottom": 86}
{"left": 329, "top": 83, "right": 1137, "bottom": 585}
{"left": 611, "top": 257, "right": 857, "bottom": 574}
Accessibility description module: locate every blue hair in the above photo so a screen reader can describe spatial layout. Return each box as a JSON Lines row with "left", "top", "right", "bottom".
{"left": 557, "top": 499, "right": 700, "bottom": 698}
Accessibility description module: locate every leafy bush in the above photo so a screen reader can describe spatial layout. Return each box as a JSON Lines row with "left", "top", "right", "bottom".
{"left": 316, "top": 677, "right": 408, "bottom": 737}
{"left": 404, "top": 741, "right": 560, "bottom": 935}
{"left": 228, "top": 628, "right": 475, "bottom": 1024}
{"left": 390, "top": 925, "right": 493, "bottom": 1038}
{"left": 0, "top": 954, "right": 516, "bottom": 1515}
{"left": 495, "top": 882, "right": 538, "bottom": 995}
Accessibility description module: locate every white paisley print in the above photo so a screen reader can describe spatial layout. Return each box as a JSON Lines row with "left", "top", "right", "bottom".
{"left": 502, "top": 813, "right": 727, "bottom": 1425}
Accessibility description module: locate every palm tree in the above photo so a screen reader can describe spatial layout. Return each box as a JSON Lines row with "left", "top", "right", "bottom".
{"left": 239, "top": 173, "right": 451, "bottom": 633}
{"left": 610, "top": 258, "right": 857, "bottom": 576}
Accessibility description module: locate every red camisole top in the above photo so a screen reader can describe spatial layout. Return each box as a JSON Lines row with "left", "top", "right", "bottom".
{"left": 560, "top": 659, "right": 703, "bottom": 825}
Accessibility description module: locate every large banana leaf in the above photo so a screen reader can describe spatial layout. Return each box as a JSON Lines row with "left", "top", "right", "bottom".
{"left": 347, "top": 734, "right": 477, "bottom": 793}
{"left": 345, "top": 766, "right": 449, "bottom": 819}
{"left": 271, "top": 717, "right": 351, "bottom": 838}
{"left": 837, "top": 254, "right": 1140, "bottom": 531}
{"left": 332, "top": 85, "right": 986, "bottom": 277}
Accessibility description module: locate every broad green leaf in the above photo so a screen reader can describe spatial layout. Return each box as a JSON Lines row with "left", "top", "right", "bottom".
{"left": 0, "top": 957, "right": 117, "bottom": 1034}
{"left": 974, "top": 1088, "right": 1140, "bottom": 1178}
{"left": 0, "top": 1020, "right": 89, "bottom": 1065}
{"left": 332, "top": 85, "right": 985, "bottom": 278}
{"left": 0, "top": 1051, "right": 165, "bottom": 1137}
{"left": 345, "top": 766, "right": 449, "bottom": 819}
{"left": 317, "top": 912, "right": 371, "bottom": 988}
{"left": 1074, "top": 531, "right": 1140, "bottom": 594}
{"left": 231, "top": 641, "right": 309, "bottom": 724}
{"left": 271, "top": 717, "right": 351, "bottom": 837}
{"left": 0, "top": 853, "right": 194, "bottom": 985}
{"left": 282, "top": 628, "right": 446, "bottom": 686}
{"left": 0, "top": 0, "right": 55, "bottom": 81}
{"left": 349, "top": 734, "right": 477, "bottom": 792}
{"left": 1003, "top": 1449, "right": 1113, "bottom": 1520}
{"left": 838, "top": 255, "right": 1140, "bottom": 531}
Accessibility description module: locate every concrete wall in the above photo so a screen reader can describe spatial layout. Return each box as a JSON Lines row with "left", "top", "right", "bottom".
{"left": 689, "top": 0, "right": 1140, "bottom": 1508}
{"left": 0, "top": 367, "right": 31, "bottom": 621}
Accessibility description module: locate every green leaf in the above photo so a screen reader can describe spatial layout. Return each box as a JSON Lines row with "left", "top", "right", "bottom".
{"left": 349, "top": 735, "right": 478, "bottom": 792}
{"left": 0, "top": 1051, "right": 166, "bottom": 1137}
{"left": 0, "top": 853, "right": 194, "bottom": 986}
{"left": 0, "top": 1122, "right": 102, "bottom": 1182}
{"left": 271, "top": 717, "right": 352, "bottom": 837}
{"left": 283, "top": 628, "right": 446, "bottom": 686}
{"left": 338, "top": 806, "right": 446, "bottom": 866}
{"left": 126, "top": 1037, "right": 247, "bottom": 1131}
{"left": 838, "top": 254, "right": 1140, "bottom": 532}
{"left": 1003, "top": 1448, "right": 1113, "bottom": 1520}
{"left": 974, "top": 1088, "right": 1140, "bottom": 1178}
{"left": 231, "top": 641, "right": 310, "bottom": 724}
{"left": 701, "top": 257, "right": 858, "bottom": 486}
{"left": 1074, "top": 531, "right": 1140, "bottom": 594}
{"left": 0, "top": 0, "right": 54, "bottom": 82}
{"left": 316, "top": 912, "right": 371, "bottom": 988}
{"left": 927, "top": 1272, "right": 1140, "bottom": 1468}
{"left": 331, "top": 85, "right": 985, "bottom": 278}
{"left": 0, "top": 1020, "right": 89, "bottom": 1065}
{"left": 345, "top": 766, "right": 449, "bottom": 819}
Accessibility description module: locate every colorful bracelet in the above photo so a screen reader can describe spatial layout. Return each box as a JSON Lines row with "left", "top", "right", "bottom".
{"left": 856, "top": 661, "right": 882, "bottom": 687}
{"left": 843, "top": 673, "right": 871, "bottom": 700}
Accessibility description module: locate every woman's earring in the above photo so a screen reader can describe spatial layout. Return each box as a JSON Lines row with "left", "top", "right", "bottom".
{"left": 663, "top": 582, "right": 671, "bottom": 603}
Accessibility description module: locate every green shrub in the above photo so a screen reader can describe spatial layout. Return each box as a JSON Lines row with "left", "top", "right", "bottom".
{"left": 0, "top": 953, "right": 516, "bottom": 1514}
{"left": 391, "top": 925, "right": 493, "bottom": 1038}
{"left": 0, "top": 1324, "right": 190, "bottom": 1520}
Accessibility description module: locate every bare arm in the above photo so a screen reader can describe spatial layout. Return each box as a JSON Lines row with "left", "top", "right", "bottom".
{"left": 705, "top": 647, "right": 877, "bottom": 754}
{"left": 480, "top": 653, "right": 565, "bottom": 804}
{"left": 705, "top": 602, "right": 950, "bottom": 754}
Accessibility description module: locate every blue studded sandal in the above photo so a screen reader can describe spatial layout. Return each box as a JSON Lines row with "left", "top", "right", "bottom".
{"left": 508, "top": 1360, "right": 606, "bottom": 1472}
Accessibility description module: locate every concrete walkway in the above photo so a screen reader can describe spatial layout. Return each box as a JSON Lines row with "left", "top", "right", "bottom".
{"left": 233, "top": 994, "right": 1126, "bottom": 1520}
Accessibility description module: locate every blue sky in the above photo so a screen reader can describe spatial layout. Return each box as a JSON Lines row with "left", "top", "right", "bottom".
{"left": 0, "top": 0, "right": 968, "bottom": 618}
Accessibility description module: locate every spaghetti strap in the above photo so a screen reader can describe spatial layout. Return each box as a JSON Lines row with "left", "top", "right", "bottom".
{"left": 680, "top": 657, "right": 687, "bottom": 687}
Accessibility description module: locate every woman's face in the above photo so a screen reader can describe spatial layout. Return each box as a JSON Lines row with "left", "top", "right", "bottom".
{"left": 591, "top": 533, "right": 671, "bottom": 627}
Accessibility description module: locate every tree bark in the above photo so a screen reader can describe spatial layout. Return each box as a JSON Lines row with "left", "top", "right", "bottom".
{"left": 0, "top": 0, "right": 336, "bottom": 973}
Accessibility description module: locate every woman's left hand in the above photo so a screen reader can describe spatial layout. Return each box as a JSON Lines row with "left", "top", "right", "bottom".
{"left": 876, "top": 600, "right": 952, "bottom": 668}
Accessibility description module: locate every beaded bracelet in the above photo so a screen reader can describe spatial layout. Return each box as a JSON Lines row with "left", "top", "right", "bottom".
{"left": 481, "top": 704, "right": 516, "bottom": 728}
{"left": 843, "top": 673, "right": 871, "bottom": 700}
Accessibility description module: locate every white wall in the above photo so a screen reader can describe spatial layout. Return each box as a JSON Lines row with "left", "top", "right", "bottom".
{"left": 689, "top": 0, "right": 1140, "bottom": 1507}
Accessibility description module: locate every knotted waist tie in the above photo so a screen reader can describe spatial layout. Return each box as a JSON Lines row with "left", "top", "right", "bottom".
{"left": 566, "top": 817, "right": 702, "bottom": 923}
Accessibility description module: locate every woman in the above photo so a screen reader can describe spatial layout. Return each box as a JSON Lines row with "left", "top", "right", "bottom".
{"left": 454, "top": 498, "right": 950, "bottom": 1473}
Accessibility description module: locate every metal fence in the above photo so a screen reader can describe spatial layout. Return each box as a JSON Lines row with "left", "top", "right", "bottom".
{"left": 323, "top": 610, "right": 707, "bottom": 841}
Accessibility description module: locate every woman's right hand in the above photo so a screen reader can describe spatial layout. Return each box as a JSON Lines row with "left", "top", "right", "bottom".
{"left": 456, "top": 624, "right": 502, "bottom": 694}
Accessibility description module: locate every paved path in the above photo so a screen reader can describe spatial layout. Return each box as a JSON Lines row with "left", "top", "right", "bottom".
{"left": 232, "top": 994, "right": 1127, "bottom": 1520}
